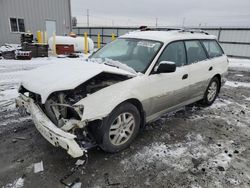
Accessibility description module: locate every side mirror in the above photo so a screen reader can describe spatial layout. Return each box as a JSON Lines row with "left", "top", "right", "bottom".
{"left": 155, "top": 61, "right": 176, "bottom": 73}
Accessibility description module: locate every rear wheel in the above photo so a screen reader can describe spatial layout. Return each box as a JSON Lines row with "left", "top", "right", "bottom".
{"left": 98, "top": 102, "right": 140, "bottom": 153}
{"left": 201, "top": 77, "right": 220, "bottom": 106}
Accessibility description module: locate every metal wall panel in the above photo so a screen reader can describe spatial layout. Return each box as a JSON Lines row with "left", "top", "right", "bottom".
{"left": 221, "top": 43, "right": 250, "bottom": 58}
{"left": 78, "top": 28, "right": 90, "bottom": 35}
{"left": 90, "top": 29, "right": 102, "bottom": 35}
{"left": 0, "top": 0, "right": 71, "bottom": 45}
{"left": 220, "top": 30, "right": 250, "bottom": 43}
{"left": 118, "top": 29, "right": 135, "bottom": 36}
{"left": 103, "top": 29, "right": 118, "bottom": 36}
{"left": 91, "top": 36, "right": 98, "bottom": 43}
{"left": 204, "top": 30, "right": 219, "bottom": 38}
{"left": 103, "top": 36, "right": 112, "bottom": 44}
{"left": 72, "top": 28, "right": 79, "bottom": 34}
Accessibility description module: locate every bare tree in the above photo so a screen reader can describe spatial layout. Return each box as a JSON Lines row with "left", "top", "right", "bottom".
{"left": 72, "top": 17, "right": 77, "bottom": 27}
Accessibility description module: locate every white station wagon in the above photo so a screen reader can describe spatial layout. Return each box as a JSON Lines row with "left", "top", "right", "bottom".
{"left": 16, "top": 30, "right": 228, "bottom": 158}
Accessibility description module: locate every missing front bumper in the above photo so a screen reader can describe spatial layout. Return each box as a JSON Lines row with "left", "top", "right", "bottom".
{"left": 16, "top": 94, "right": 86, "bottom": 158}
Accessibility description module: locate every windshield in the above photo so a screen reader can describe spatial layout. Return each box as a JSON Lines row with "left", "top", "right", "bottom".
{"left": 90, "top": 38, "right": 162, "bottom": 73}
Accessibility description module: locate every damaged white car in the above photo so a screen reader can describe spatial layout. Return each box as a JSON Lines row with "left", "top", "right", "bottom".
{"left": 16, "top": 30, "right": 228, "bottom": 158}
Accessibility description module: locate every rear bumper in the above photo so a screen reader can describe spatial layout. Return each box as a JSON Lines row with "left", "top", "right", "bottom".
{"left": 15, "top": 94, "right": 86, "bottom": 158}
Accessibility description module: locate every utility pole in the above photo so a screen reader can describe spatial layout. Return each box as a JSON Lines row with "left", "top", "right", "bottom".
{"left": 182, "top": 17, "right": 186, "bottom": 28}
{"left": 87, "top": 9, "right": 90, "bottom": 27}
{"left": 155, "top": 18, "right": 158, "bottom": 28}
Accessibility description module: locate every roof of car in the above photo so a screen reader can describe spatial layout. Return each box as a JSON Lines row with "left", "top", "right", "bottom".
{"left": 120, "top": 30, "right": 217, "bottom": 43}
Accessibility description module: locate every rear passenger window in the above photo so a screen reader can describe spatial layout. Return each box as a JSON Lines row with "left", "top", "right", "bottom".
{"left": 202, "top": 40, "right": 223, "bottom": 58}
{"left": 185, "top": 41, "right": 207, "bottom": 64}
{"left": 157, "top": 41, "right": 186, "bottom": 67}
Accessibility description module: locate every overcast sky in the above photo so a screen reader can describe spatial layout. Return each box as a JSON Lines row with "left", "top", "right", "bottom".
{"left": 71, "top": 0, "right": 250, "bottom": 27}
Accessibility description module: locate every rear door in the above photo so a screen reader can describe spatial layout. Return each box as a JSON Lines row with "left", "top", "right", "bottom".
{"left": 201, "top": 40, "right": 228, "bottom": 77}
{"left": 184, "top": 40, "right": 211, "bottom": 100}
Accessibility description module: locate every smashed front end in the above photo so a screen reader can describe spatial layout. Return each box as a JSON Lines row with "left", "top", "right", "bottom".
{"left": 16, "top": 73, "right": 130, "bottom": 158}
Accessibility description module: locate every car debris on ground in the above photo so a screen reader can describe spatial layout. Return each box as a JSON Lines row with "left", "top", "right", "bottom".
{"left": 34, "top": 161, "right": 44, "bottom": 173}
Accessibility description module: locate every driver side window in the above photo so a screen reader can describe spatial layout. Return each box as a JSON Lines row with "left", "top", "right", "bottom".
{"left": 157, "top": 41, "right": 186, "bottom": 67}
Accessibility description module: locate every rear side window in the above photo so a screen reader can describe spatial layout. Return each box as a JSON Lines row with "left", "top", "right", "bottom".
{"left": 202, "top": 40, "right": 223, "bottom": 58}
{"left": 185, "top": 40, "right": 207, "bottom": 64}
{"left": 157, "top": 41, "right": 186, "bottom": 67}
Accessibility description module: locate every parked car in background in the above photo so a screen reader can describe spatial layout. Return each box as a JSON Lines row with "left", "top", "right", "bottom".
{"left": 16, "top": 30, "right": 228, "bottom": 158}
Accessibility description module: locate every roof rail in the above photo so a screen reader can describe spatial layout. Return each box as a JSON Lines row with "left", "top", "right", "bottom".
{"left": 139, "top": 26, "right": 180, "bottom": 31}
{"left": 178, "top": 29, "right": 209, "bottom": 35}
{"left": 138, "top": 26, "right": 209, "bottom": 35}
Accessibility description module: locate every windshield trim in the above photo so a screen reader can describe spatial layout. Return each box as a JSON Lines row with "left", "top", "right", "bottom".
{"left": 90, "top": 38, "right": 164, "bottom": 74}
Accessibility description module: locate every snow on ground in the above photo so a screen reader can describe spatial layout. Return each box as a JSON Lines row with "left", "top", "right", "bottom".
{"left": 121, "top": 131, "right": 245, "bottom": 172}
{"left": 0, "top": 44, "right": 21, "bottom": 53}
{"left": 120, "top": 93, "right": 250, "bottom": 187}
{"left": 210, "top": 98, "right": 233, "bottom": 108}
{"left": 0, "top": 55, "right": 89, "bottom": 112}
{"left": 225, "top": 80, "right": 250, "bottom": 88}
{"left": 3, "top": 176, "right": 25, "bottom": 188}
{"left": 229, "top": 58, "right": 250, "bottom": 72}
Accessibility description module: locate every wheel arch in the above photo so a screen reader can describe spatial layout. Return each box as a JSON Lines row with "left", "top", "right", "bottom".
{"left": 213, "top": 74, "right": 222, "bottom": 93}
{"left": 117, "top": 98, "right": 146, "bottom": 129}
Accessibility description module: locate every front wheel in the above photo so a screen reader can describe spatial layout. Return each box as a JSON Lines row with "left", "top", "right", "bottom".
{"left": 201, "top": 77, "right": 220, "bottom": 106}
{"left": 98, "top": 102, "right": 140, "bottom": 153}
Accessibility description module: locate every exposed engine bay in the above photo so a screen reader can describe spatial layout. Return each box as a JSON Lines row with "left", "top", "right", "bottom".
{"left": 18, "top": 72, "right": 130, "bottom": 148}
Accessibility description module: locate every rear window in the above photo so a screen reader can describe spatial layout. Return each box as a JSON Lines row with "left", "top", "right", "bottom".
{"left": 185, "top": 40, "right": 208, "bottom": 64}
{"left": 201, "top": 40, "right": 224, "bottom": 58}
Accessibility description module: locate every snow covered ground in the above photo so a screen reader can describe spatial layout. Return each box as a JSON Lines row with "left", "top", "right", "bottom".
{"left": 0, "top": 55, "right": 88, "bottom": 112}
{"left": 228, "top": 58, "right": 250, "bottom": 72}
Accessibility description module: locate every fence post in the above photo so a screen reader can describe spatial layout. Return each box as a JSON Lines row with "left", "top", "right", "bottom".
{"left": 41, "top": 31, "right": 44, "bottom": 44}
{"left": 84, "top": 32, "right": 88, "bottom": 54}
{"left": 97, "top": 33, "right": 101, "bottom": 49}
{"left": 111, "top": 33, "right": 116, "bottom": 41}
{"left": 53, "top": 32, "right": 56, "bottom": 55}
{"left": 37, "top": 31, "right": 42, "bottom": 43}
{"left": 44, "top": 31, "right": 47, "bottom": 44}
{"left": 218, "top": 27, "right": 222, "bottom": 42}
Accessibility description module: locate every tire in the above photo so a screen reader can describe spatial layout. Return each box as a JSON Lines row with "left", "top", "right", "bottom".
{"left": 98, "top": 102, "right": 140, "bottom": 153}
{"left": 201, "top": 77, "right": 220, "bottom": 106}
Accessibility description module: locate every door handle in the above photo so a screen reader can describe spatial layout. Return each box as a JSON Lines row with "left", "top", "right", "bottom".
{"left": 182, "top": 74, "right": 188, "bottom": 80}
{"left": 209, "top": 66, "right": 213, "bottom": 71}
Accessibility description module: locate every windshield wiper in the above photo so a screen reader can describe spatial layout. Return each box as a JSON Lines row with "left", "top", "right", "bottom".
{"left": 104, "top": 62, "right": 119, "bottom": 69}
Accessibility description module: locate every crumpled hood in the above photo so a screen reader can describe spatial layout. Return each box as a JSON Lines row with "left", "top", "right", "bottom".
{"left": 21, "top": 61, "right": 136, "bottom": 103}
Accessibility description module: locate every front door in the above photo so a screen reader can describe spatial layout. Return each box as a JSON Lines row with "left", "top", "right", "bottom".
{"left": 143, "top": 41, "right": 190, "bottom": 121}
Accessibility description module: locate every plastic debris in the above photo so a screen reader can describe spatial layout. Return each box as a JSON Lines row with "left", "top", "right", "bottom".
{"left": 15, "top": 136, "right": 27, "bottom": 140}
{"left": 34, "top": 161, "right": 44, "bottom": 173}
{"left": 15, "top": 176, "right": 25, "bottom": 188}
{"left": 71, "top": 182, "right": 82, "bottom": 188}
{"left": 75, "top": 159, "right": 85, "bottom": 166}
{"left": 4, "top": 175, "right": 25, "bottom": 188}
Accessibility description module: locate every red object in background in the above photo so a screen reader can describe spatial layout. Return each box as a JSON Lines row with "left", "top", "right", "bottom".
{"left": 56, "top": 44, "right": 74, "bottom": 55}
